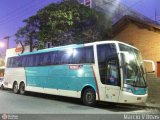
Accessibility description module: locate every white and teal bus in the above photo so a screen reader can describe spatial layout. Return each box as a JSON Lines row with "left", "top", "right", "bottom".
{"left": 4, "top": 41, "right": 148, "bottom": 106}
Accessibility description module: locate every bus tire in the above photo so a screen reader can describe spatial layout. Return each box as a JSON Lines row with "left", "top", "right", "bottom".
{"left": 19, "top": 82, "right": 25, "bottom": 95}
{"left": 13, "top": 82, "right": 19, "bottom": 94}
{"left": 82, "top": 88, "right": 96, "bottom": 106}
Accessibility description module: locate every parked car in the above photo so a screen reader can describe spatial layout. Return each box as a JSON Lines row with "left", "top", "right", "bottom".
{"left": 0, "top": 66, "right": 5, "bottom": 90}
{"left": 0, "top": 77, "right": 4, "bottom": 90}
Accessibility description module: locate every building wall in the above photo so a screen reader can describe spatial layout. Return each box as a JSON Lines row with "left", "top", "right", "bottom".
{"left": 114, "top": 23, "right": 160, "bottom": 76}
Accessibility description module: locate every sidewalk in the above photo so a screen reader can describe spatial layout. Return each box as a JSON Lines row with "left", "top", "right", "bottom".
{"left": 144, "top": 73, "right": 160, "bottom": 109}
{"left": 134, "top": 100, "right": 160, "bottom": 109}
{"left": 145, "top": 102, "right": 160, "bottom": 109}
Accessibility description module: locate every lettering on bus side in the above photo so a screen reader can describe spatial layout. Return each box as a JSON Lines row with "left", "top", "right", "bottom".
{"left": 69, "top": 65, "right": 82, "bottom": 70}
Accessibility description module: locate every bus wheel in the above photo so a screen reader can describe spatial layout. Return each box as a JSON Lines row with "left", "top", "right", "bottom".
{"left": 13, "top": 82, "right": 19, "bottom": 94}
{"left": 19, "top": 82, "right": 25, "bottom": 95}
{"left": 82, "top": 88, "right": 96, "bottom": 106}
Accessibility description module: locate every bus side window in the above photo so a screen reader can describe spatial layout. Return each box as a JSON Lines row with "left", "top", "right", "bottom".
{"left": 50, "top": 51, "right": 61, "bottom": 65}
{"left": 72, "top": 46, "right": 94, "bottom": 64}
{"left": 27, "top": 55, "right": 35, "bottom": 67}
{"left": 43, "top": 53, "right": 51, "bottom": 65}
{"left": 38, "top": 54, "right": 45, "bottom": 66}
{"left": 7, "top": 58, "right": 11, "bottom": 68}
{"left": 50, "top": 51, "right": 57, "bottom": 65}
{"left": 12, "top": 57, "right": 17, "bottom": 67}
{"left": 61, "top": 51, "right": 72, "bottom": 64}
{"left": 17, "top": 57, "right": 22, "bottom": 67}
{"left": 21, "top": 56, "right": 26, "bottom": 67}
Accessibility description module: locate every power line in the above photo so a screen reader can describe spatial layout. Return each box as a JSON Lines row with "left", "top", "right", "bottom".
{"left": 0, "top": 4, "right": 44, "bottom": 26}
{"left": 0, "top": 0, "right": 49, "bottom": 25}
{"left": 0, "top": 35, "right": 15, "bottom": 41}
{"left": 0, "top": 0, "right": 33, "bottom": 22}
{"left": 127, "top": 0, "right": 144, "bottom": 8}
{"left": 0, "top": 0, "right": 57, "bottom": 43}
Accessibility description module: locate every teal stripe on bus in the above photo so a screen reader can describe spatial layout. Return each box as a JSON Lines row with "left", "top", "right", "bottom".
{"left": 130, "top": 87, "right": 147, "bottom": 95}
{"left": 25, "top": 64, "right": 97, "bottom": 92}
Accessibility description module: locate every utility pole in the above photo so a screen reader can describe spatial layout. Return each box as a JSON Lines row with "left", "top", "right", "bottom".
{"left": 4, "top": 36, "right": 10, "bottom": 49}
{"left": 155, "top": 8, "right": 157, "bottom": 22}
{"left": 155, "top": 8, "right": 160, "bottom": 23}
{"left": 3, "top": 36, "right": 10, "bottom": 60}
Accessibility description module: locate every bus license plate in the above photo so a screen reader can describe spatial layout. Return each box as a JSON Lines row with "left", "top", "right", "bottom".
{"left": 137, "top": 97, "right": 141, "bottom": 100}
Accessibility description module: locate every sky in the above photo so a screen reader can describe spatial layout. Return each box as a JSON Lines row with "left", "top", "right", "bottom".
{"left": 121, "top": 0, "right": 160, "bottom": 21}
{"left": 0, "top": 0, "right": 160, "bottom": 56}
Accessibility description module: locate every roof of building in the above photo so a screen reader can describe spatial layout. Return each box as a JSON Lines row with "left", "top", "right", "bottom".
{"left": 112, "top": 15, "right": 160, "bottom": 36}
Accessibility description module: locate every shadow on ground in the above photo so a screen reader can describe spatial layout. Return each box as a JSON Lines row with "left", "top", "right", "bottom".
{"left": 21, "top": 91, "right": 146, "bottom": 112}
{"left": 1, "top": 89, "right": 152, "bottom": 112}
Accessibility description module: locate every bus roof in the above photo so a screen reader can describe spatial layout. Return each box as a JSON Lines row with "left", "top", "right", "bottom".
{"left": 20, "top": 40, "right": 139, "bottom": 56}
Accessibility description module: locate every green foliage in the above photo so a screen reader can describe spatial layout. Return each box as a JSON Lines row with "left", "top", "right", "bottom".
{"left": 15, "top": 0, "right": 112, "bottom": 49}
{"left": 0, "top": 55, "right": 4, "bottom": 66}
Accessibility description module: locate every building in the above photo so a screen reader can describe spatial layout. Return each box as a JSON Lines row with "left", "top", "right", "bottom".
{"left": 112, "top": 15, "right": 160, "bottom": 77}
{"left": 79, "top": 0, "right": 159, "bottom": 25}
{"left": 86, "top": 0, "right": 160, "bottom": 77}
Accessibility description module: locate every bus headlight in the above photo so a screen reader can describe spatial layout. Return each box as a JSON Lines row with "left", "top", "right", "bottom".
{"left": 122, "top": 87, "right": 133, "bottom": 93}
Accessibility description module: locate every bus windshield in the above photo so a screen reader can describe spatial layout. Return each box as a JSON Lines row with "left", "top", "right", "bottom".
{"left": 119, "top": 44, "right": 146, "bottom": 88}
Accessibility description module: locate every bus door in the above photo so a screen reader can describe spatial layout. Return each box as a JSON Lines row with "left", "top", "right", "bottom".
{"left": 97, "top": 43, "right": 120, "bottom": 102}
{"left": 104, "top": 58, "right": 121, "bottom": 102}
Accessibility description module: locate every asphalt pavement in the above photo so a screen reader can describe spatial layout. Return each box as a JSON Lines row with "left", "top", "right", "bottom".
{"left": 0, "top": 90, "right": 159, "bottom": 120}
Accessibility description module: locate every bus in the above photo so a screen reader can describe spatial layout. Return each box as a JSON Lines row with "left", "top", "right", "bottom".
{"left": 4, "top": 41, "right": 148, "bottom": 106}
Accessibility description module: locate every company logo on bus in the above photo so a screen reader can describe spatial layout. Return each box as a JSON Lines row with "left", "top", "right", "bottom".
{"left": 69, "top": 65, "right": 82, "bottom": 70}
{"left": 134, "top": 87, "right": 139, "bottom": 90}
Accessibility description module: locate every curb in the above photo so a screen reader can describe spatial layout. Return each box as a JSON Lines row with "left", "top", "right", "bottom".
{"left": 127, "top": 103, "right": 160, "bottom": 110}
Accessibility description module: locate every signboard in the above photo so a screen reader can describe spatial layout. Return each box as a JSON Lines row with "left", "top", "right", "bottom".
{"left": 15, "top": 41, "right": 24, "bottom": 54}
{"left": 69, "top": 65, "right": 82, "bottom": 70}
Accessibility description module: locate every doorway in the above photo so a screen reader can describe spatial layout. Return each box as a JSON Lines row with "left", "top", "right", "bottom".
{"left": 157, "top": 62, "right": 160, "bottom": 77}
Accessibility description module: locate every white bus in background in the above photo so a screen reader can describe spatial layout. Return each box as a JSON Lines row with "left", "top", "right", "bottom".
{"left": 4, "top": 40, "right": 152, "bottom": 106}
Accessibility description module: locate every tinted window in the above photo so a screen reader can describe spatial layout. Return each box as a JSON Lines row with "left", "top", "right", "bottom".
{"left": 7, "top": 46, "right": 94, "bottom": 68}
{"left": 97, "top": 44, "right": 120, "bottom": 85}
{"left": 21, "top": 56, "right": 27, "bottom": 67}
{"left": 43, "top": 53, "right": 51, "bottom": 65}
{"left": 60, "top": 51, "right": 72, "bottom": 64}
{"left": 97, "top": 44, "right": 117, "bottom": 63}
{"left": 27, "top": 55, "right": 35, "bottom": 67}
{"left": 7, "top": 58, "right": 11, "bottom": 67}
{"left": 72, "top": 46, "right": 94, "bottom": 64}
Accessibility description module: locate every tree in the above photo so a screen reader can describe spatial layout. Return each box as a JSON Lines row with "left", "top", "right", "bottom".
{"left": 0, "top": 54, "right": 4, "bottom": 66}
{"left": 15, "top": 0, "right": 112, "bottom": 50}
{"left": 15, "top": 16, "right": 39, "bottom": 52}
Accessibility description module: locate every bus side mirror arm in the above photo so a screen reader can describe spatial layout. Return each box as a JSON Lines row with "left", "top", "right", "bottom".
{"left": 143, "top": 60, "right": 155, "bottom": 73}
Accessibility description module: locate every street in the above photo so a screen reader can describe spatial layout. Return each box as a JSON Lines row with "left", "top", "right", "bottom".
{"left": 0, "top": 90, "right": 159, "bottom": 114}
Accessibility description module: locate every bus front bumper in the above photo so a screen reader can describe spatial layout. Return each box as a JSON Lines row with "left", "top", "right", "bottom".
{"left": 118, "top": 91, "right": 148, "bottom": 104}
